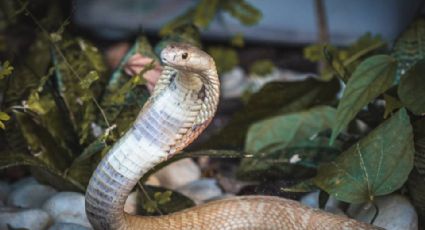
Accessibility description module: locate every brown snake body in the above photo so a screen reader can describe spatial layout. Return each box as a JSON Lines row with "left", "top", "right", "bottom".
{"left": 85, "top": 43, "right": 380, "bottom": 229}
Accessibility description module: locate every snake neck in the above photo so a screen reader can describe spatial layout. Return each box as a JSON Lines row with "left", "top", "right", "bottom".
{"left": 85, "top": 66, "right": 219, "bottom": 230}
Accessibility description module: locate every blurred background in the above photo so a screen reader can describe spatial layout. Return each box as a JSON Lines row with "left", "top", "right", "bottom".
{"left": 0, "top": 1, "right": 425, "bottom": 229}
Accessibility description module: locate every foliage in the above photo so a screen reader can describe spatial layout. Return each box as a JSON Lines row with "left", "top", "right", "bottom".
{"left": 229, "top": 18, "right": 424, "bottom": 212}
{"left": 208, "top": 46, "right": 239, "bottom": 74}
{"left": 0, "top": 112, "right": 9, "bottom": 129}
{"left": 1, "top": 0, "right": 424, "bottom": 220}
{"left": 330, "top": 55, "right": 397, "bottom": 143}
{"left": 304, "top": 33, "right": 386, "bottom": 81}
{"left": 237, "top": 106, "right": 340, "bottom": 180}
{"left": 160, "top": 0, "right": 261, "bottom": 36}
{"left": 159, "top": 0, "right": 261, "bottom": 75}
{"left": 398, "top": 59, "right": 425, "bottom": 115}
{"left": 249, "top": 59, "right": 275, "bottom": 76}
{"left": 393, "top": 19, "right": 425, "bottom": 79}
{"left": 245, "top": 106, "right": 336, "bottom": 154}
{"left": 202, "top": 78, "right": 340, "bottom": 150}
{"left": 0, "top": 1, "right": 264, "bottom": 213}
{"left": 0, "top": 61, "right": 13, "bottom": 80}
{"left": 138, "top": 186, "right": 195, "bottom": 215}
{"left": 315, "top": 109, "right": 414, "bottom": 203}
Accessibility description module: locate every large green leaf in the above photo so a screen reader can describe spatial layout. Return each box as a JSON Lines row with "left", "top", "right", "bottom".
{"left": 330, "top": 55, "right": 397, "bottom": 144}
{"left": 0, "top": 151, "right": 85, "bottom": 191}
{"left": 393, "top": 19, "right": 425, "bottom": 79}
{"left": 315, "top": 109, "right": 414, "bottom": 203}
{"left": 245, "top": 106, "right": 336, "bottom": 154}
{"left": 0, "top": 151, "right": 48, "bottom": 170}
{"left": 239, "top": 106, "right": 338, "bottom": 181}
{"left": 398, "top": 60, "right": 425, "bottom": 115}
{"left": 202, "top": 78, "right": 340, "bottom": 149}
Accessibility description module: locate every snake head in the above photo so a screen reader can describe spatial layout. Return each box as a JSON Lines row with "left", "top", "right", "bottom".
{"left": 160, "top": 43, "right": 214, "bottom": 73}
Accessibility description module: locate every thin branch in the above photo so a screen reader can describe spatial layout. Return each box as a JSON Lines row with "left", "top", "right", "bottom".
{"left": 315, "top": 0, "right": 330, "bottom": 73}
{"left": 137, "top": 181, "right": 163, "bottom": 215}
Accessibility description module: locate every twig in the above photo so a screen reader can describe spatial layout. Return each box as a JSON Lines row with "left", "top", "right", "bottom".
{"left": 137, "top": 181, "right": 163, "bottom": 215}
{"left": 370, "top": 202, "right": 379, "bottom": 224}
{"left": 314, "top": 0, "right": 330, "bottom": 73}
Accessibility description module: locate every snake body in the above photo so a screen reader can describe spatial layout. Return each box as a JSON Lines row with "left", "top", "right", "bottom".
{"left": 85, "top": 43, "right": 380, "bottom": 230}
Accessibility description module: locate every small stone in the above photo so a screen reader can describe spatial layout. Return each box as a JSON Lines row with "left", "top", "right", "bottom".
{"left": 221, "top": 67, "right": 247, "bottom": 99}
{"left": 7, "top": 184, "right": 57, "bottom": 208}
{"left": 124, "top": 191, "right": 139, "bottom": 215}
{"left": 0, "top": 208, "right": 51, "bottom": 230}
{"left": 176, "top": 179, "right": 222, "bottom": 204}
{"left": 0, "top": 181, "right": 10, "bottom": 202}
{"left": 42, "top": 192, "right": 91, "bottom": 228}
{"left": 153, "top": 159, "right": 201, "bottom": 190}
{"left": 48, "top": 223, "right": 92, "bottom": 230}
{"left": 145, "top": 175, "right": 161, "bottom": 187}
{"left": 10, "top": 177, "right": 38, "bottom": 191}
{"left": 348, "top": 194, "right": 418, "bottom": 230}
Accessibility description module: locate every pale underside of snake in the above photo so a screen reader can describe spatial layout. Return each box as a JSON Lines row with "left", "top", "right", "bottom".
{"left": 85, "top": 43, "right": 380, "bottom": 230}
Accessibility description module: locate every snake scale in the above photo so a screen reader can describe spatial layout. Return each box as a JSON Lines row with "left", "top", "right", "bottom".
{"left": 85, "top": 43, "right": 380, "bottom": 230}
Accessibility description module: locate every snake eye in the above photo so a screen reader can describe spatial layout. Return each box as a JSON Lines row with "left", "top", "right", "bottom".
{"left": 182, "top": 53, "right": 188, "bottom": 59}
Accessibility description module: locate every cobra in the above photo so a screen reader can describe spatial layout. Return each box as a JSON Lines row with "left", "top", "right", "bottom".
{"left": 85, "top": 43, "right": 380, "bottom": 230}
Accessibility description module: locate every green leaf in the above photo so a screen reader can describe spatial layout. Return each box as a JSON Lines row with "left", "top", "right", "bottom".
{"left": 0, "top": 112, "right": 10, "bottom": 129}
{"left": 222, "top": 0, "right": 262, "bottom": 26}
{"left": 14, "top": 111, "right": 74, "bottom": 171}
{"left": 79, "top": 71, "right": 99, "bottom": 89}
{"left": 193, "top": 0, "right": 219, "bottom": 27}
{"left": 315, "top": 109, "right": 414, "bottom": 203}
{"left": 154, "top": 191, "right": 172, "bottom": 205}
{"left": 0, "top": 61, "right": 13, "bottom": 79}
{"left": 202, "top": 79, "right": 340, "bottom": 150}
{"left": 66, "top": 139, "right": 109, "bottom": 187}
{"left": 245, "top": 106, "right": 336, "bottom": 154}
{"left": 142, "top": 199, "right": 158, "bottom": 214}
{"left": 0, "top": 112, "right": 10, "bottom": 121}
{"left": 393, "top": 19, "right": 425, "bottom": 78}
{"left": 230, "top": 33, "right": 245, "bottom": 47}
{"left": 330, "top": 55, "right": 397, "bottom": 144}
{"left": 249, "top": 59, "right": 275, "bottom": 76}
{"left": 0, "top": 151, "right": 48, "bottom": 170}
{"left": 207, "top": 46, "right": 238, "bottom": 74}
{"left": 304, "top": 33, "right": 386, "bottom": 82}
{"left": 0, "top": 151, "right": 84, "bottom": 191}
{"left": 398, "top": 60, "right": 425, "bottom": 115}
{"left": 383, "top": 94, "right": 402, "bottom": 119}
{"left": 139, "top": 185, "right": 195, "bottom": 215}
